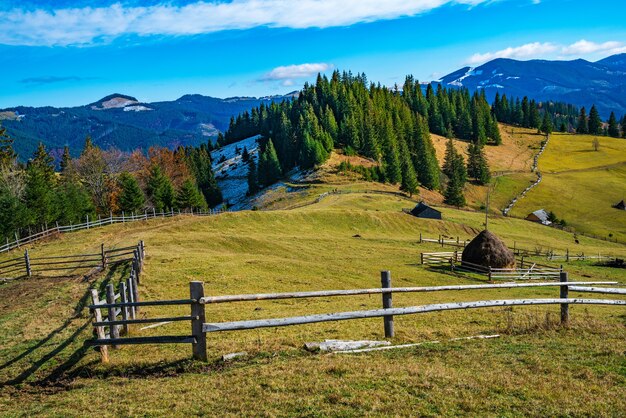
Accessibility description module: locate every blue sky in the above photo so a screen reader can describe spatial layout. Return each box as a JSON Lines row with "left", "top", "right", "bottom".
{"left": 1, "top": 0, "right": 625, "bottom": 108}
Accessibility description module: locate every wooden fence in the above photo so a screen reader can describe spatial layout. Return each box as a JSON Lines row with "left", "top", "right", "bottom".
{"left": 420, "top": 251, "right": 563, "bottom": 280}
{"left": 0, "top": 241, "right": 145, "bottom": 281}
{"left": 0, "top": 207, "right": 227, "bottom": 255}
{"left": 85, "top": 271, "right": 625, "bottom": 362}
{"left": 418, "top": 234, "right": 620, "bottom": 262}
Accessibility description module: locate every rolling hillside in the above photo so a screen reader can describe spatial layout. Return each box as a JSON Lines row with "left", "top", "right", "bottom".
{"left": 0, "top": 189, "right": 625, "bottom": 415}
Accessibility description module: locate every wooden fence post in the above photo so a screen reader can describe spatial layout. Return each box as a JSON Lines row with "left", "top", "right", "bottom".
{"left": 24, "top": 249, "right": 31, "bottom": 277}
{"left": 126, "top": 277, "right": 136, "bottom": 319}
{"left": 420, "top": 253, "right": 424, "bottom": 265}
{"left": 560, "top": 271, "right": 569, "bottom": 325}
{"left": 86, "top": 214, "right": 90, "bottom": 229}
{"left": 90, "top": 289, "right": 109, "bottom": 363}
{"left": 101, "top": 243, "right": 107, "bottom": 269}
{"left": 140, "top": 240, "right": 145, "bottom": 258}
{"left": 381, "top": 271, "right": 394, "bottom": 338}
{"left": 122, "top": 211, "right": 125, "bottom": 223}
{"left": 120, "top": 282, "right": 130, "bottom": 335}
{"left": 190, "top": 281, "right": 208, "bottom": 361}
{"left": 419, "top": 232, "right": 422, "bottom": 243}
{"left": 131, "top": 272, "right": 140, "bottom": 314}
{"left": 488, "top": 266, "right": 492, "bottom": 282}
{"left": 106, "top": 284, "right": 120, "bottom": 348}
{"left": 15, "top": 232, "right": 20, "bottom": 248}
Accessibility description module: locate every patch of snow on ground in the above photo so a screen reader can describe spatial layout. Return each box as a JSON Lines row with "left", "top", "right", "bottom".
{"left": 211, "top": 135, "right": 261, "bottom": 209}
{"left": 123, "top": 105, "right": 152, "bottom": 112}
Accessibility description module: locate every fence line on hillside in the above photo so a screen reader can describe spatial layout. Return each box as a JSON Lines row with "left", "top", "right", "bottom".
{"left": 88, "top": 242, "right": 146, "bottom": 362}
{"left": 85, "top": 270, "right": 625, "bottom": 362}
{"left": 0, "top": 207, "right": 227, "bottom": 255}
{"left": 0, "top": 241, "right": 144, "bottom": 282}
{"left": 418, "top": 234, "right": 619, "bottom": 262}
{"left": 420, "top": 251, "right": 563, "bottom": 280}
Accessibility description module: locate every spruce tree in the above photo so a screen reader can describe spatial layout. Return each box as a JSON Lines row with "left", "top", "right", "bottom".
{"left": 443, "top": 138, "right": 466, "bottom": 207}
{"left": 466, "top": 142, "right": 491, "bottom": 185}
{"left": 176, "top": 179, "right": 207, "bottom": 211}
{"left": 247, "top": 158, "right": 259, "bottom": 196}
{"left": 607, "top": 112, "right": 620, "bottom": 138}
{"left": 147, "top": 164, "right": 175, "bottom": 212}
{"left": 540, "top": 112, "right": 553, "bottom": 135}
{"left": 588, "top": 105, "right": 602, "bottom": 135}
{"left": 118, "top": 172, "right": 145, "bottom": 213}
{"left": 576, "top": 107, "right": 588, "bottom": 134}
{"left": 24, "top": 143, "right": 57, "bottom": 226}
{"left": 258, "top": 139, "right": 282, "bottom": 187}
{"left": 399, "top": 142, "right": 418, "bottom": 196}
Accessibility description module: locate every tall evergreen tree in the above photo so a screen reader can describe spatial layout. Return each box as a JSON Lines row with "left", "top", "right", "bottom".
{"left": 540, "top": 112, "right": 553, "bottom": 135}
{"left": 442, "top": 139, "right": 466, "bottom": 207}
{"left": 466, "top": 142, "right": 491, "bottom": 185}
{"left": 0, "top": 124, "right": 16, "bottom": 168}
{"left": 576, "top": 107, "right": 588, "bottom": 134}
{"left": 176, "top": 179, "right": 207, "bottom": 211}
{"left": 147, "top": 164, "right": 175, "bottom": 212}
{"left": 246, "top": 158, "right": 259, "bottom": 196}
{"left": 607, "top": 112, "right": 620, "bottom": 138}
{"left": 588, "top": 105, "right": 602, "bottom": 135}
{"left": 258, "top": 139, "right": 282, "bottom": 186}
{"left": 24, "top": 143, "right": 57, "bottom": 226}
{"left": 117, "top": 172, "right": 145, "bottom": 213}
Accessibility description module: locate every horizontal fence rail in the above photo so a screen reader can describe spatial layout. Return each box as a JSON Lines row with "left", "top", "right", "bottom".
{"left": 1, "top": 207, "right": 228, "bottom": 255}
{"left": 0, "top": 241, "right": 146, "bottom": 280}
{"left": 203, "top": 298, "right": 626, "bottom": 333}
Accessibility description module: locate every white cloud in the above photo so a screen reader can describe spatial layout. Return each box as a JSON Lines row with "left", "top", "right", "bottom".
{"left": 466, "top": 42, "right": 558, "bottom": 64}
{"left": 0, "top": 1, "right": 492, "bottom": 46}
{"left": 467, "top": 39, "right": 626, "bottom": 65}
{"left": 561, "top": 39, "right": 626, "bottom": 55}
{"left": 262, "top": 63, "right": 333, "bottom": 81}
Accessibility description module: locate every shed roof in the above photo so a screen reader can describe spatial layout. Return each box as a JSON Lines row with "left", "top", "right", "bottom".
{"left": 411, "top": 202, "right": 441, "bottom": 216}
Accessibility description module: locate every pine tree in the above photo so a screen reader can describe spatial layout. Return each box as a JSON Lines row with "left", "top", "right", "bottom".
{"left": 466, "top": 142, "right": 491, "bottom": 185}
{"left": 607, "top": 112, "right": 620, "bottom": 138}
{"left": 443, "top": 138, "right": 466, "bottom": 206}
{"left": 247, "top": 158, "right": 259, "bottom": 196}
{"left": 24, "top": 143, "right": 57, "bottom": 226}
{"left": 588, "top": 105, "right": 602, "bottom": 135}
{"left": 258, "top": 139, "right": 282, "bottom": 187}
{"left": 559, "top": 121, "right": 567, "bottom": 132}
{"left": 540, "top": 112, "right": 553, "bottom": 135}
{"left": 118, "top": 172, "right": 145, "bottom": 213}
{"left": 399, "top": 142, "right": 418, "bottom": 196}
{"left": 176, "top": 179, "right": 207, "bottom": 211}
{"left": 147, "top": 164, "right": 175, "bottom": 212}
{"left": 413, "top": 116, "right": 440, "bottom": 190}
{"left": 576, "top": 107, "right": 588, "bottom": 134}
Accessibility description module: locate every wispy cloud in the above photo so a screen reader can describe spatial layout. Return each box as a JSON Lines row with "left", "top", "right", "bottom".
{"left": 0, "top": 1, "right": 492, "bottom": 47}
{"left": 466, "top": 42, "right": 558, "bottom": 64}
{"left": 20, "top": 75, "right": 92, "bottom": 85}
{"left": 466, "top": 39, "right": 626, "bottom": 65}
{"left": 260, "top": 63, "right": 333, "bottom": 87}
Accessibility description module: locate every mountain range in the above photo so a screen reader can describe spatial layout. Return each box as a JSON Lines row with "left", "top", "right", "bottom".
{"left": 0, "top": 92, "right": 296, "bottom": 159}
{"left": 1, "top": 54, "right": 625, "bottom": 160}
{"left": 435, "top": 53, "right": 626, "bottom": 118}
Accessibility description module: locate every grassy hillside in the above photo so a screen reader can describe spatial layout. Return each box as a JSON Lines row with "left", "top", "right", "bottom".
{"left": 1, "top": 192, "right": 625, "bottom": 416}
{"left": 510, "top": 132, "right": 626, "bottom": 242}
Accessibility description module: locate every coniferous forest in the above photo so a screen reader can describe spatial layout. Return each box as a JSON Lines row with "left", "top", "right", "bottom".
{"left": 1, "top": 70, "right": 622, "bottom": 243}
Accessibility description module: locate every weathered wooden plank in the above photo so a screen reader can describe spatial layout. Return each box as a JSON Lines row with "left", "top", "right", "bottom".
{"left": 85, "top": 335, "right": 197, "bottom": 346}
{"left": 199, "top": 282, "right": 617, "bottom": 304}
{"left": 203, "top": 298, "right": 626, "bottom": 332}
{"left": 569, "top": 286, "right": 626, "bottom": 295}
{"left": 93, "top": 316, "right": 197, "bottom": 327}
{"left": 106, "top": 284, "right": 120, "bottom": 348}
{"left": 190, "top": 281, "right": 207, "bottom": 362}
{"left": 87, "top": 299, "right": 195, "bottom": 309}
{"left": 90, "top": 289, "right": 109, "bottom": 363}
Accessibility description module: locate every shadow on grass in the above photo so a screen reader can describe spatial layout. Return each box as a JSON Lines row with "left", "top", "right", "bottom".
{"left": 0, "top": 263, "right": 128, "bottom": 387}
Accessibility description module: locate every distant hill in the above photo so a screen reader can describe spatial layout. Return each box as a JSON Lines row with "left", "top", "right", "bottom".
{"left": 435, "top": 53, "right": 626, "bottom": 118}
{"left": 0, "top": 92, "right": 296, "bottom": 160}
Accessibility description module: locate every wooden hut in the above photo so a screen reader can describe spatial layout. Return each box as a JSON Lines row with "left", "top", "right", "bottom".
{"left": 409, "top": 202, "right": 442, "bottom": 220}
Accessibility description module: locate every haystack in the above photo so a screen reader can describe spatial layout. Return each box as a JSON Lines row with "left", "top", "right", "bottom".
{"left": 462, "top": 230, "right": 515, "bottom": 269}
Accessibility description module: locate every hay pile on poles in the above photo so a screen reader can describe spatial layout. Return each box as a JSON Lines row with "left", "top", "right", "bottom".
{"left": 462, "top": 230, "right": 516, "bottom": 269}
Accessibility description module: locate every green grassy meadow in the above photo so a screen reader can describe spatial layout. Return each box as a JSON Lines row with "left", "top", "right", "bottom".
{"left": 1, "top": 192, "right": 625, "bottom": 416}
{"left": 510, "top": 132, "right": 626, "bottom": 242}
